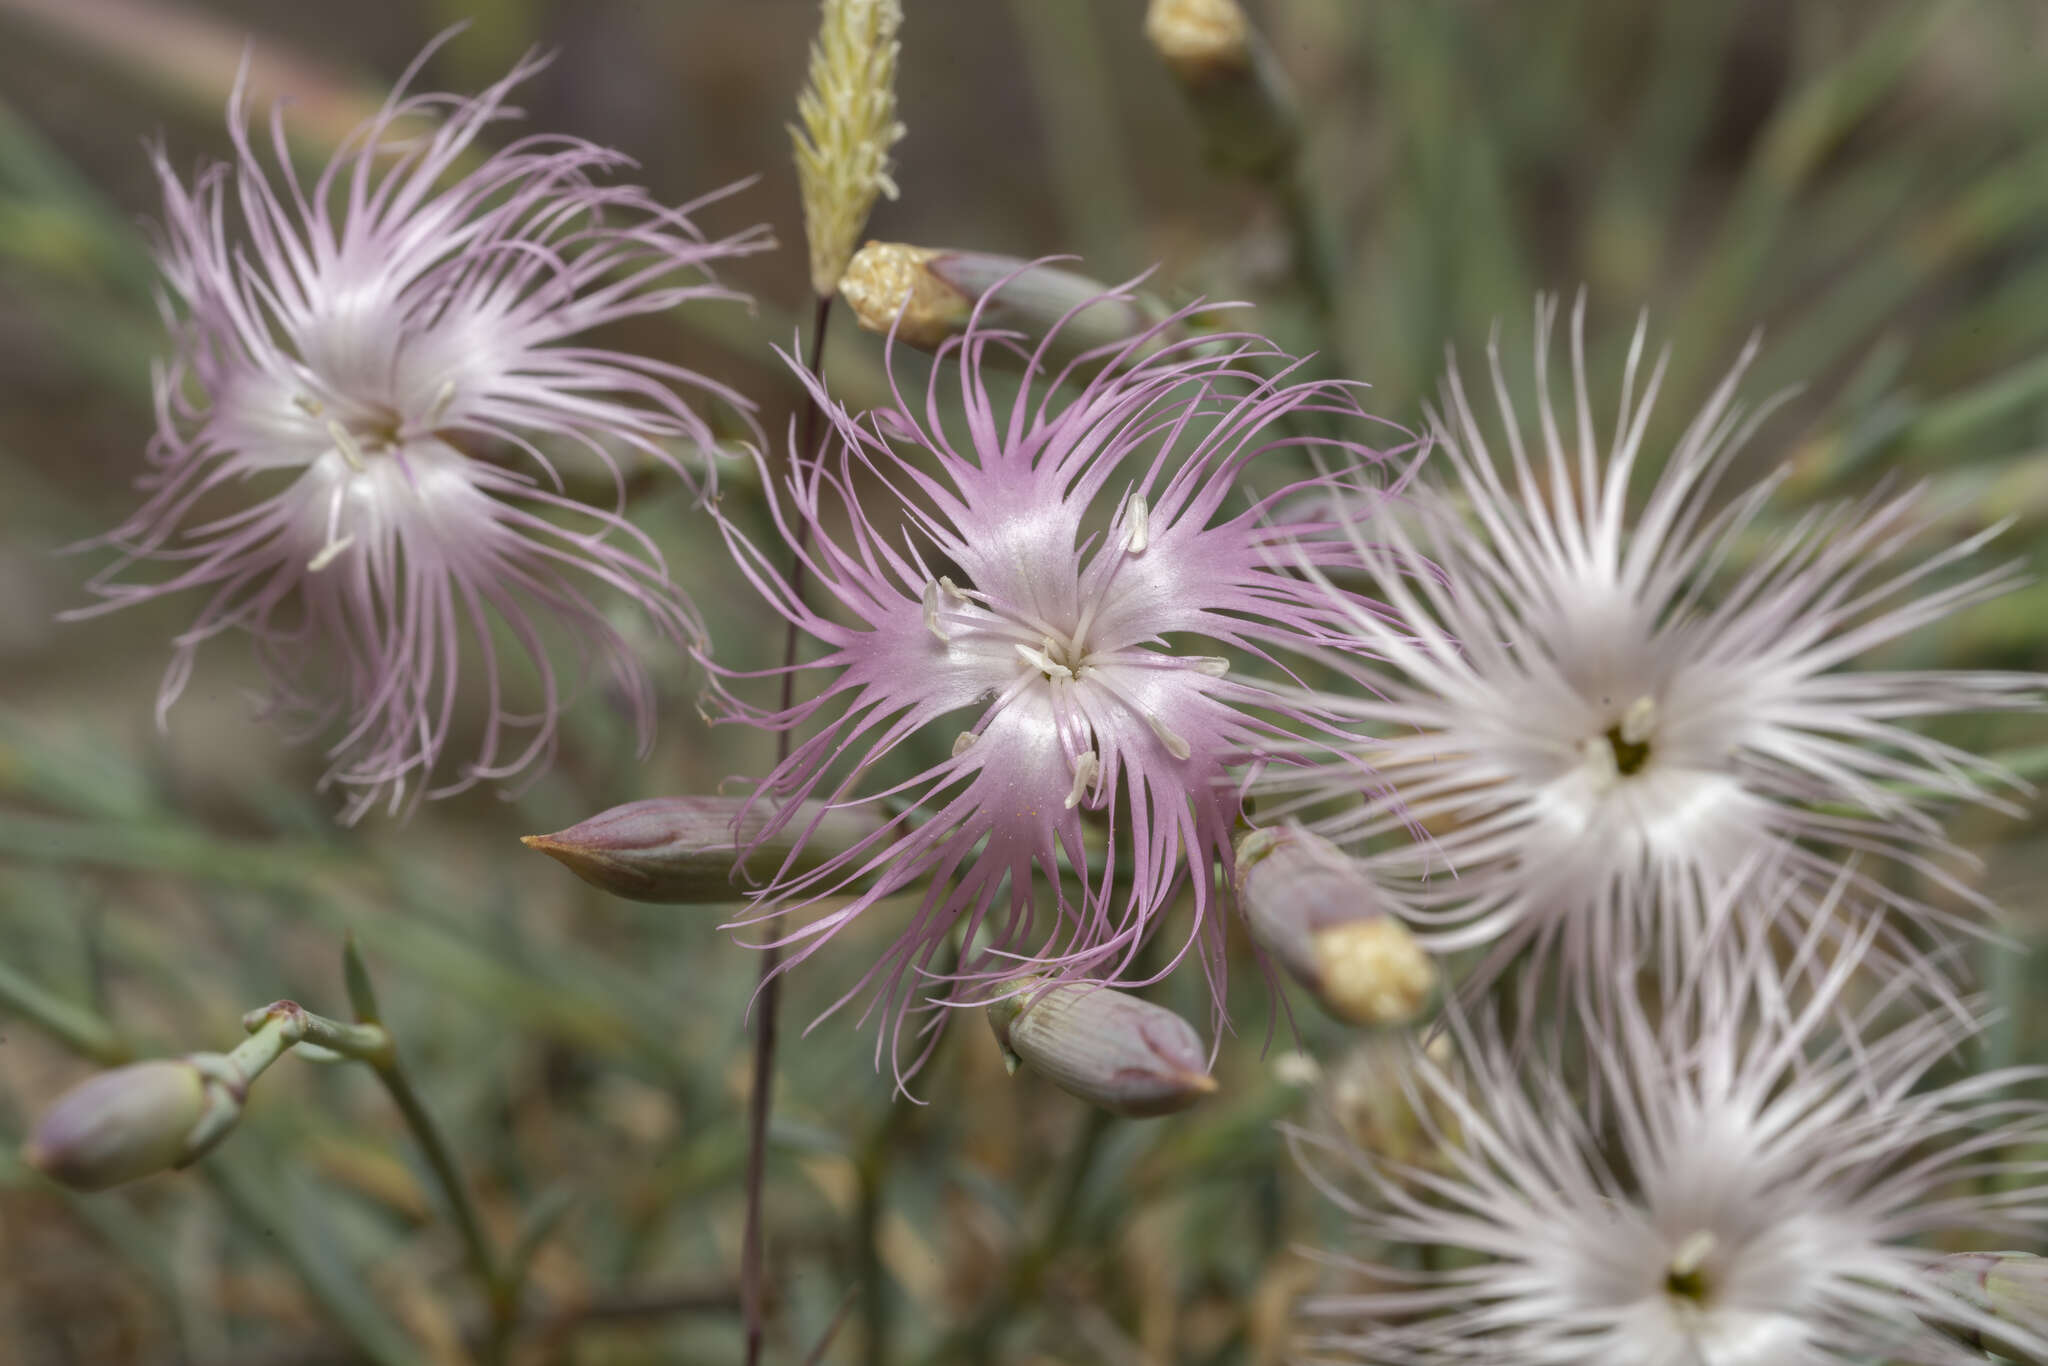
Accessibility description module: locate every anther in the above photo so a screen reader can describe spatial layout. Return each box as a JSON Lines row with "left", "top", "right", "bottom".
{"left": 951, "top": 731, "right": 979, "bottom": 758}
{"left": 425, "top": 379, "right": 457, "bottom": 426}
{"left": 307, "top": 535, "right": 356, "bottom": 573}
{"left": 293, "top": 394, "right": 325, "bottom": 418}
{"left": 1064, "top": 751, "right": 1100, "bottom": 810}
{"left": 1017, "top": 638, "right": 1073, "bottom": 681}
{"left": 1123, "top": 494, "right": 1151, "bottom": 554}
{"left": 1145, "top": 711, "right": 1192, "bottom": 760}
{"left": 326, "top": 419, "right": 367, "bottom": 473}
{"left": 1669, "top": 1230, "right": 1716, "bottom": 1276}
{"left": 1187, "top": 656, "right": 1229, "bottom": 676}
{"left": 923, "top": 579, "right": 949, "bottom": 642}
{"left": 1619, "top": 695, "right": 1657, "bottom": 745}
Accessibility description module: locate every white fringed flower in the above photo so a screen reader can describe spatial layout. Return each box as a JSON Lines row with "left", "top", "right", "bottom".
{"left": 1260, "top": 294, "right": 2040, "bottom": 994}
{"left": 1296, "top": 908, "right": 2048, "bottom": 1365}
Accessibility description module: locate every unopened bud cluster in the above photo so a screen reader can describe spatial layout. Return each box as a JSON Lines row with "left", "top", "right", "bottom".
{"left": 988, "top": 982, "right": 1217, "bottom": 1117}
{"left": 1234, "top": 825, "right": 1437, "bottom": 1027}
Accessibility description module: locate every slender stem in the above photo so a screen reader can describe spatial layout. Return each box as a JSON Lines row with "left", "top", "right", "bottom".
{"left": 369, "top": 1050, "right": 512, "bottom": 1365}
{"left": 742, "top": 289, "right": 836, "bottom": 1366}
{"left": 305, "top": 975, "right": 511, "bottom": 1366}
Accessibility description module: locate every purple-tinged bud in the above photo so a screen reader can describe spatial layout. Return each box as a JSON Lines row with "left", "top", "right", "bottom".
{"left": 1144, "top": 0, "right": 1300, "bottom": 179}
{"left": 1234, "top": 825, "right": 1437, "bottom": 1027}
{"left": 522, "top": 796, "right": 887, "bottom": 904}
{"left": 1926, "top": 1252, "right": 2048, "bottom": 1364}
{"left": 987, "top": 983, "right": 1218, "bottom": 1118}
{"left": 838, "top": 243, "right": 1175, "bottom": 358}
{"left": 21, "top": 1059, "right": 211, "bottom": 1191}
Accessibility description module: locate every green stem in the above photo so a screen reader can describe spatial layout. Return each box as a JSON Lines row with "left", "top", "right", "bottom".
{"left": 368, "top": 1052, "right": 513, "bottom": 1364}
{"left": 328, "top": 950, "right": 512, "bottom": 1366}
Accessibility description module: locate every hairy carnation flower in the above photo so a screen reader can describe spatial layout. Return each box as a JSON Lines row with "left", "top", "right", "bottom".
{"left": 1258, "top": 294, "right": 2039, "bottom": 994}
{"left": 1296, "top": 906, "right": 2048, "bottom": 1365}
{"left": 712, "top": 284, "right": 1398, "bottom": 1061}
{"left": 72, "top": 39, "right": 767, "bottom": 821}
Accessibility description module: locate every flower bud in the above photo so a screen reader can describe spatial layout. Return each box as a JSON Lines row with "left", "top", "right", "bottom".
{"left": 22, "top": 1059, "right": 213, "bottom": 1191}
{"left": 1234, "top": 826, "right": 1438, "bottom": 1027}
{"left": 1926, "top": 1252, "right": 2048, "bottom": 1364}
{"left": 839, "top": 243, "right": 1175, "bottom": 358}
{"left": 987, "top": 982, "right": 1217, "bottom": 1118}
{"left": 1323, "top": 1033, "right": 1460, "bottom": 1178}
{"left": 1144, "top": 0, "right": 1300, "bottom": 179}
{"left": 522, "top": 796, "right": 887, "bottom": 904}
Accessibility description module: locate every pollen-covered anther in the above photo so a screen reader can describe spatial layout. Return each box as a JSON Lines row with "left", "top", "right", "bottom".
{"left": 306, "top": 535, "right": 356, "bottom": 574}
{"left": 1619, "top": 695, "right": 1658, "bottom": 745}
{"left": 1064, "top": 750, "right": 1101, "bottom": 810}
{"left": 922, "top": 579, "right": 948, "bottom": 642}
{"left": 951, "top": 731, "right": 979, "bottom": 758}
{"left": 1145, "top": 710, "right": 1192, "bottom": 760}
{"left": 938, "top": 575, "right": 972, "bottom": 603}
{"left": 1187, "top": 655, "right": 1229, "bottom": 676}
{"left": 1123, "top": 494, "right": 1151, "bottom": 553}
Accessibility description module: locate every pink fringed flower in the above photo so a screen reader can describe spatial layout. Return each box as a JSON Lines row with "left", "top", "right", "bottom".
{"left": 73, "top": 39, "right": 768, "bottom": 821}
{"left": 1258, "top": 295, "right": 2040, "bottom": 999}
{"left": 714, "top": 288, "right": 1400, "bottom": 1061}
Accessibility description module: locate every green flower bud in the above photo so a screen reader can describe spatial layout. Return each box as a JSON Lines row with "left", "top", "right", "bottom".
{"left": 22, "top": 1059, "right": 213, "bottom": 1191}
{"left": 1145, "top": 0, "right": 1300, "bottom": 179}
{"left": 1234, "top": 825, "right": 1438, "bottom": 1027}
{"left": 522, "top": 796, "right": 886, "bottom": 904}
{"left": 988, "top": 983, "right": 1217, "bottom": 1118}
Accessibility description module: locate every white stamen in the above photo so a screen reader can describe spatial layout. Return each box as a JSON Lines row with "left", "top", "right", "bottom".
{"left": 1017, "top": 638, "right": 1073, "bottom": 681}
{"left": 1187, "top": 656, "right": 1229, "bottom": 676}
{"left": 1620, "top": 694, "right": 1657, "bottom": 745}
{"left": 938, "top": 575, "right": 972, "bottom": 603}
{"left": 1146, "top": 711, "right": 1192, "bottom": 760}
{"left": 951, "top": 731, "right": 979, "bottom": 758}
{"left": 1669, "top": 1230, "right": 1716, "bottom": 1277}
{"left": 1064, "top": 751, "right": 1100, "bottom": 809}
{"left": 1123, "top": 494, "right": 1150, "bottom": 553}
{"left": 1578, "top": 734, "right": 1619, "bottom": 784}
{"left": 326, "top": 419, "right": 367, "bottom": 472}
{"left": 922, "top": 579, "right": 948, "bottom": 642}
{"left": 293, "top": 394, "right": 325, "bottom": 418}
{"left": 307, "top": 535, "right": 356, "bottom": 573}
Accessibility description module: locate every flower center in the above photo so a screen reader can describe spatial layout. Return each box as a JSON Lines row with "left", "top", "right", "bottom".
{"left": 1663, "top": 1229, "right": 1716, "bottom": 1306}
{"left": 1583, "top": 694, "right": 1657, "bottom": 782}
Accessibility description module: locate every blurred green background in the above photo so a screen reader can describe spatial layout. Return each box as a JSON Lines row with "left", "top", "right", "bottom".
{"left": 5, "top": 1, "right": 2048, "bottom": 1363}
